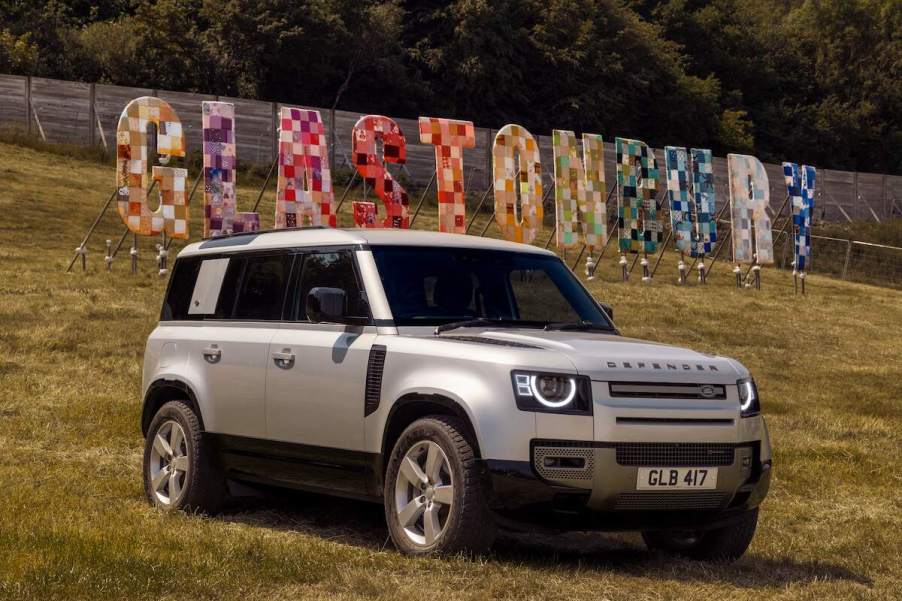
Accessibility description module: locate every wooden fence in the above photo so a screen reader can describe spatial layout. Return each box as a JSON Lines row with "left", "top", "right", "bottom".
{"left": 2, "top": 73, "right": 900, "bottom": 222}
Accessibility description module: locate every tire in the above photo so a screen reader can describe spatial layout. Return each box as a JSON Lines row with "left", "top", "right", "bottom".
{"left": 142, "top": 400, "right": 226, "bottom": 514}
{"left": 384, "top": 415, "right": 495, "bottom": 555}
{"left": 642, "top": 508, "right": 759, "bottom": 562}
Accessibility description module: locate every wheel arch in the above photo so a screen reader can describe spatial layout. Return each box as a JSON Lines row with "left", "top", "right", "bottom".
{"left": 380, "top": 393, "right": 482, "bottom": 477}
{"left": 141, "top": 379, "right": 205, "bottom": 437}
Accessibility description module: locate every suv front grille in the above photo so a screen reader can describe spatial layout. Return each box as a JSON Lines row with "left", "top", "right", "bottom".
{"left": 615, "top": 442, "right": 737, "bottom": 467}
{"left": 615, "top": 492, "right": 727, "bottom": 511}
{"left": 609, "top": 382, "right": 727, "bottom": 400}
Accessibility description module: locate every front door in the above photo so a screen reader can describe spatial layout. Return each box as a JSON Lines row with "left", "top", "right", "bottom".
{"left": 265, "top": 249, "right": 375, "bottom": 452}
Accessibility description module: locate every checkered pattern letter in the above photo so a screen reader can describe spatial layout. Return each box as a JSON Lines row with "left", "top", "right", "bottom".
{"left": 352, "top": 115, "right": 409, "bottom": 228}
{"left": 202, "top": 101, "right": 259, "bottom": 237}
{"left": 352, "top": 201, "right": 378, "bottom": 228}
{"left": 616, "top": 138, "right": 661, "bottom": 253}
{"left": 116, "top": 96, "right": 189, "bottom": 238}
{"left": 418, "top": 117, "right": 476, "bottom": 233}
{"left": 276, "top": 107, "right": 336, "bottom": 229}
{"left": 664, "top": 146, "right": 717, "bottom": 257}
{"left": 728, "top": 154, "right": 773, "bottom": 264}
{"left": 552, "top": 130, "right": 607, "bottom": 251}
{"left": 492, "top": 124, "right": 543, "bottom": 244}
{"left": 783, "top": 162, "right": 816, "bottom": 271}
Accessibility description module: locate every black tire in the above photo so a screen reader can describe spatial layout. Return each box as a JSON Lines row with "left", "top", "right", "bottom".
{"left": 384, "top": 415, "right": 495, "bottom": 555}
{"left": 642, "top": 508, "right": 759, "bottom": 562}
{"left": 142, "top": 400, "right": 226, "bottom": 514}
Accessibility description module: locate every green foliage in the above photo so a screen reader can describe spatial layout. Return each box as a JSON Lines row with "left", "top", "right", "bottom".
{"left": 0, "top": 0, "right": 899, "bottom": 173}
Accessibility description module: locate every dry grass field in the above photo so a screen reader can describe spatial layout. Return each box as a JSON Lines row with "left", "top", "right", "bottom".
{"left": 0, "top": 141, "right": 900, "bottom": 600}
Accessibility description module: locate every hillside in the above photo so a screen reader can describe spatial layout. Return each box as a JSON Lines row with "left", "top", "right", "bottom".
{"left": 0, "top": 141, "right": 900, "bottom": 600}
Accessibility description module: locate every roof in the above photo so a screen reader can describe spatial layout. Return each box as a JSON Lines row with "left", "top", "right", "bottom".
{"left": 178, "top": 227, "right": 557, "bottom": 257}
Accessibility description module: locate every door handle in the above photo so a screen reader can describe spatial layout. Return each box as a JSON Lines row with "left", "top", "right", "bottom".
{"left": 202, "top": 345, "right": 221, "bottom": 364}
{"left": 272, "top": 349, "right": 295, "bottom": 369}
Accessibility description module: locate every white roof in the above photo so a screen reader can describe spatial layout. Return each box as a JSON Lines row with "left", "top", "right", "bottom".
{"left": 179, "top": 228, "right": 556, "bottom": 257}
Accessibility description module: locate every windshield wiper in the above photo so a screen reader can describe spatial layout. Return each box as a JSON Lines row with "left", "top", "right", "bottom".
{"left": 544, "top": 320, "right": 614, "bottom": 332}
{"left": 434, "top": 318, "right": 519, "bottom": 335}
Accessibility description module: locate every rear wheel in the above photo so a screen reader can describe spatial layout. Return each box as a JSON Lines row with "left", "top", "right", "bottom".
{"left": 642, "top": 508, "right": 759, "bottom": 562}
{"left": 143, "top": 400, "right": 225, "bottom": 513}
{"left": 384, "top": 415, "right": 495, "bottom": 555}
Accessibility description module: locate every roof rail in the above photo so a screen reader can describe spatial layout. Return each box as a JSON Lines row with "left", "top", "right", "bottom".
{"left": 201, "top": 225, "right": 329, "bottom": 241}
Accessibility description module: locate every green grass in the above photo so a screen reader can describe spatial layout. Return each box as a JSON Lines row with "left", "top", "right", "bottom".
{"left": 0, "top": 141, "right": 901, "bottom": 600}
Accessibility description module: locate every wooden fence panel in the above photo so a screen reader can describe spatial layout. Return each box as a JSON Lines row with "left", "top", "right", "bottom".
{"left": 94, "top": 83, "right": 154, "bottom": 151}
{"left": 30, "top": 77, "right": 91, "bottom": 144}
{"left": 0, "top": 74, "right": 26, "bottom": 127}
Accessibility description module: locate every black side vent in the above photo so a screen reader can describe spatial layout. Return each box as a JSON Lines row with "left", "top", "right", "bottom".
{"left": 364, "top": 345, "right": 387, "bottom": 416}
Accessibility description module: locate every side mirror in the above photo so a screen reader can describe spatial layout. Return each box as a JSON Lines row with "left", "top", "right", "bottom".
{"left": 306, "top": 287, "right": 347, "bottom": 323}
{"left": 599, "top": 302, "right": 614, "bottom": 322}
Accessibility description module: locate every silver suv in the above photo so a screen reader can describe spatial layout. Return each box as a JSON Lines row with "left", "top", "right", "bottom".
{"left": 141, "top": 228, "right": 771, "bottom": 559}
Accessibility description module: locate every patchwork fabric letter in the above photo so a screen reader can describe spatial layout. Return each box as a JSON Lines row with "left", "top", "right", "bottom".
{"left": 728, "top": 154, "right": 773, "bottom": 264}
{"left": 352, "top": 115, "right": 409, "bottom": 228}
{"left": 277, "top": 107, "right": 336, "bottom": 229}
{"left": 616, "top": 138, "right": 661, "bottom": 253}
{"left": 783, "top": 162, "right": 816, "bottom": 271}
{"left": 352, "top": 201, "right": 378, "bottom": 228}
{"left": 664, "top": 147, "right": 717, "bottom": 257}
{"left": 116, "top": 97, "right": 189, "bottom": 238}
{"left": 552, "top": 130, "right": 607, "bottom": 251}
{"left": 418, "top": 117, "right": 476, "bottom": 233}
{"left": 492, "top": 124, "right": 543, "bottom": 244}
{"left": 202, "top": 101, "right": 259, "bottom": 237}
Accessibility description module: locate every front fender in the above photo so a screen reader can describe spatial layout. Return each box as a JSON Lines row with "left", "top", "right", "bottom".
{"left": 366, "top": 338, "right": 577, "bottom": 462}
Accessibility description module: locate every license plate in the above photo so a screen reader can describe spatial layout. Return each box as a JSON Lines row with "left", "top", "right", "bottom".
{"left": 636, "top": 467, "right": 718, "bottom": 490}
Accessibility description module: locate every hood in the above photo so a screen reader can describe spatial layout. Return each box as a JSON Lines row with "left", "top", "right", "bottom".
{"left": 449, "top": 329, "right": 743, "bottom": 384}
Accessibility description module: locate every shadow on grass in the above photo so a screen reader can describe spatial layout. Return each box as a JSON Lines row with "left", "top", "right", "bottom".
{"left": 217, "top": 487, "right": 871, "bottom": 590}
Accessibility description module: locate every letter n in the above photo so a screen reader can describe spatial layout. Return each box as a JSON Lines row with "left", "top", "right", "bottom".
{"left": 728, "top": 154, "right": 773, "bottom": 264}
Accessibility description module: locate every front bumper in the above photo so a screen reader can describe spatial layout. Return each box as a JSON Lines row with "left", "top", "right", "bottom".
{"left": 482, "top": 439, "right": 771, "bottom": 532}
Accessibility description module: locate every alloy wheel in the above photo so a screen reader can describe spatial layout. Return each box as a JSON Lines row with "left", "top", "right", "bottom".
{"left": 394, "top": 440, "right": 454, "bottom": 546}
{"left": 148, "top": 420, "right": 190, "bottom": 506}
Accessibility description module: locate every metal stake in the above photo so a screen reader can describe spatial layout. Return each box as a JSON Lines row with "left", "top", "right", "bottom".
{"left": 251, "top": 156, "right": 279, "bottom": 213}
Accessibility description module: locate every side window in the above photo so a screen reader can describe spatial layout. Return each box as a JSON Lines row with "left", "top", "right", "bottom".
{"left": 294, "top": 251, "right": 367, "bottom": 321}
{"left": 161, "top": 256, "right": 202, "bottom": 321}
{"left": 230, "top": 254, "right": 294, "bottom": 321}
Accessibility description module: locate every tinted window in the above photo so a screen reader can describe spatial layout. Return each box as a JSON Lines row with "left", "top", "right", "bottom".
{"left": 293, "top": 251, "right": 367, "bottom": 320}
{"left": 371, "top": 246, "right": 611, "bottom": 328}
{"left": 161, "top": 257, "right": 202, "bottom": 321}
{"left": 230, "top": 254, "right": 294, "bottom": 321}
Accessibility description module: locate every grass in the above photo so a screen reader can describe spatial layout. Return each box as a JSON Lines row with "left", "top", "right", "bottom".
{"left": 0, "top": 140, "right": 900, "bottom": 600}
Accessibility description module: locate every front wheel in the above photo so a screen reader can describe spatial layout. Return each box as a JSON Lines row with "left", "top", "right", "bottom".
{"left": 384, "top": 415, "right": 495, "bottom": 555}
{"left": 642, "top": 508, "right": 759, "bottom": 562}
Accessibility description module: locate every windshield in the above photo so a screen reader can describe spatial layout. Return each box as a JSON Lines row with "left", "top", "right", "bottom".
{"left": 370, "top": 245, "right": 613, "bottom": 329}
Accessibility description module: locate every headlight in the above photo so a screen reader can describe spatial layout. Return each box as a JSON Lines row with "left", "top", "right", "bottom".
{"left": 511, "top": 371, "right": 592, "bottom": 415}
{"left": 738, "top": 377, "right": 761, "bottom": 417}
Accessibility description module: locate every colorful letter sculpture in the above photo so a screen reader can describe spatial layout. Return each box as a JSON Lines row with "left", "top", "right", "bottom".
{"left": 783, "top": 162, "right": 816, "bottom": 272}
{"left": 616, "top": 138, "right": 661, "bottom": 253}
{"left": 419, "top": 117, "right": 476, "bottom": 233}
{"left": 352, "top": 201, "right": 378, "bottom": 228}
{"left": 352, "top": 115, "right": 409, "bottom": 228}
{"left": 277, "top": 107, "right": 336, "bottom": 229}
{"left": 116, "top": 97, "right": 189, "bottom": 238}
{"left": 664, "top": 147, "right": 717, "bottom": 257}
{"left": 552, "top": 131, "right": 607, "bottom": 250}
{"left": 492, "top": 124, "right": 543, "bottom": 244}
{"left": 202, "top": 102, "right": 259, "bottom": 237}
{"left": 728, "top": 154, "right": 773, "bottom": 264}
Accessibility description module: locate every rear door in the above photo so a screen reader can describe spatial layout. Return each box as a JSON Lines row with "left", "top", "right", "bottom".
{"left": 180, "top": 251, "right": 294, "bottom": 438}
